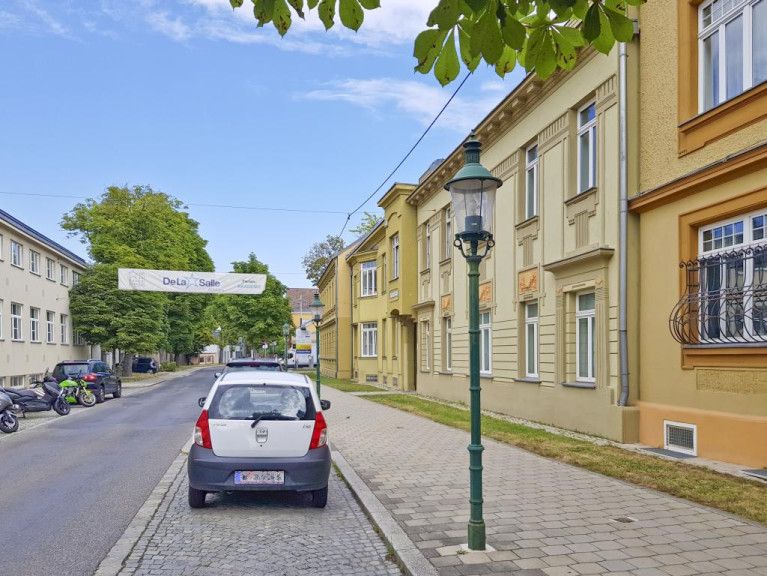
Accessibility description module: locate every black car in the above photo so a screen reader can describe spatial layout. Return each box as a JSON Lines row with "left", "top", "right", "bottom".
{"left": 132, "top": 356, "right": 158, "bottom": 374}
{"left": 52, "top": 360, "right": 122, "bottom": 404}
{"left": 214, "top": 359, "right": 285, "bottom": 380}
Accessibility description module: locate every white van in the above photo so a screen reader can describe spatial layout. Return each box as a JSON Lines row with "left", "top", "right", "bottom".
{"left": 285, "top": 348, "right": 313, "bottom": 369}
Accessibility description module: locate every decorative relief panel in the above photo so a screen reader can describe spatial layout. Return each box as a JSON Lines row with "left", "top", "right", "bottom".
{"left": 492, "top": 150, "right": 520, "bottom": 180}
{"left": 539, "top": 112, "right": 569, "bottom": 151}
{"left": 441, "top": 294, "right": 452, "bottom": 313}
{"left": 518, "top": 269, "right": 538, "bottom": 294}
{"left": 574, "top": 212, "right": 589, "bottom": 249}
{"left": 596, "top": 75, "right": 617, "bottom": 109}
{"left": 697, "top": 370, "right": 767, "bottom": 394}
{"left": 479, "top": 281, "right": 493, "bottom": 303}
{"left": 521, "top": 235, "right": 534, "bottom": 268}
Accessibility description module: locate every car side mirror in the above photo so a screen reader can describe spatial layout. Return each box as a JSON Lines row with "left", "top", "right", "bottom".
{"left": 214, "top": 372, "right": 222, "bottom": 378}
{"left": 320, "top": 399, "right": 331, "bottom": 411}
{"left": 198, "top": 397, "right": 206, "bottom": 408}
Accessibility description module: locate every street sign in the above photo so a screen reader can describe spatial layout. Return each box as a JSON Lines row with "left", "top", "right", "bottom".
{"left": 118, "top": 269, "right": 266, "bottom": 295}
{"left": 296, "top": 329, "right": 312, "bottom": 355}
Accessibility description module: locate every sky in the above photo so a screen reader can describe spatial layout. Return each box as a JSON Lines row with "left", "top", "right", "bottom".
{"left": 0, "top": 0, "right": 525, "bottom": 288}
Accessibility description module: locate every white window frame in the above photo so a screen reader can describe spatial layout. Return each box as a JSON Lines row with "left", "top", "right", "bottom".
{"left": 697, "top": 208, "right": 767, "bottom": 342}
{"left": 425, "top": 226, "right": 431, "bottom": 269}
{"left": 0, "top": 233, "right": 3, "bottom": 260}
{"left": 392, "top": 317, "right": 399, "bottom": 359}
{"left": 525, "top": 302, "right": 539, "bottom": 378}
{"left": 576, "top": 292, "right": 596, "bottom": 382}
{"left": 72, "top": 271, "right": 80, "bottom": 286}
{"left": 11, "top": 302, "right": 23, "bottom": 341}
{"left": 444, "top": 316, "right": 452, "bottom": 372}
{"left": 444, "top": 207, "right": 452, "bottom": 259}
{"left": 30, "top": 307, "right": 40, "bottom": 342}
{"left": 10, "top": 376, "right": 24, "bottom": 388}
{"left": 60, "top": 264, "right": 69, "bottom": 286}
{"left": 525, "top": 144, "right": 538, "bottom": 219}
{"left": 60, "top": 313, "right": 69, "bottom": 345}
{"left": 30, "top": 250, "right": 40, "bottom": 275}
{"left": 480, "top": 311, "right": 492, "bottom": 375}
{"left": 697, "top": 0, "right": 763, "bottom": 113}
{"left": 663, "top": 420, "right": 699, "bottom": 456}
{"left": 46, "top": 258, "right": 55, "bottom": 281}
{"left": 391, "top": 234, "right": 400, "bottom": 279}
{"left": 360, "top": 261, "right": 377, "bottom": 297}
{"left": 577, "top": 101, "right": 597, "bottom": 194}
{"left": 0, "top": 299, "right": 3, "bottom": 339}
{"left": 11, "top": 241, "right": 23, "bottom": 268}
{"left": 46, "top": 311, "right": 55, "bottom": 343}
{"left": 361, "top": 322, "right": 378, "bottom": 357}
{"left": 421, "top": 320, "right": 431, "bottom": 371}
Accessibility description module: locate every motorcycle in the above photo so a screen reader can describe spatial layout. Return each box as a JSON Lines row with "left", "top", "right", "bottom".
{"left": 0, "top": 389, "right": 19, "bottom": 433}
{"left": 1, "top": 379, "right": 70, "bottom": 417}
{"left": 58, "top": 372, "right": 97, "bottom": 407}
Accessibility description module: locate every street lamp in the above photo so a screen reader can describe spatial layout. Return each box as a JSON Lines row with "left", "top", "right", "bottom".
{"left": 282, "top": 323, "right": 290, "bottom": 371}
{"left": 444, "top": 132, "right": 502, "bottom": 552}
{"left": 310, "top": 292, "right": 325, "bottom": 398}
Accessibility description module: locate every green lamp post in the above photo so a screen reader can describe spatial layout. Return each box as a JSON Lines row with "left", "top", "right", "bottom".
{"left": 444, "top": 132, "right": 502, "bottom": 551}
{"left": 282, "top": 323, "right": 290, "bottom": 371}
{"left": 310, "top": 292, "right": 325, "bottom": 398}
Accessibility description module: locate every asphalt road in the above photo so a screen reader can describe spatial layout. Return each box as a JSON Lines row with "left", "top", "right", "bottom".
{"left": 0, "top": 368, "right": 216, "bottom": 576}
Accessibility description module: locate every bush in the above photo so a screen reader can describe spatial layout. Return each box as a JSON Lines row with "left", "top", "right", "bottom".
{"left": 160, "top": 361, "right": 177, "bottom": 372}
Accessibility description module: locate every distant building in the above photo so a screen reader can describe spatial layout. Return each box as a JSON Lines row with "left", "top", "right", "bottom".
{"left": 0, "top": 209, "right": 90, "bottom": 386}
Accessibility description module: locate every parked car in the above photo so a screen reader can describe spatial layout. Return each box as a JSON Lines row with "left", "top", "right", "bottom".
{"left": 132, "top": 356, "right": 158, "bottom": 374}
{"left": 188, "top": 371, "right": 331, "bottom": 508}
{"left": 52, "top": 360, "right": 122, "bottom": 404}
{"left": 214, "top": 359, "right": 284, "bottom": 380}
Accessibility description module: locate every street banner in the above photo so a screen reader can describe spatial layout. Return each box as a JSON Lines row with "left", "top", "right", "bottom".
{"left": 118, "top": 268, "right": 266, "bottom": 295}
{"left": 296, "top": 329, "right": 312, "bottom": 355}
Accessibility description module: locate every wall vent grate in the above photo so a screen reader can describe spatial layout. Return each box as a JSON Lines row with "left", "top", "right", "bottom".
{"left": 664, "top": 420, "right": 697, "bottom": 456}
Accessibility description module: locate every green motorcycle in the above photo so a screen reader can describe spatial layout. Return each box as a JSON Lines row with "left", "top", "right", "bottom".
{"left": 58, "top": 372, "right": 97, "bottom": 407}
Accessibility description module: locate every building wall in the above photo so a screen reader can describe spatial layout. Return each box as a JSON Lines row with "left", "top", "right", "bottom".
{"left": 409, "top": 50, "right": 639, "bottom": 442}
{"left": 317, "top": 243, "right": 355, "bottom": 379}
{"left": 0, "top": 217, "right": 89, "bottom": 386}
{"left": 633, "top": 0, "right": 767, "bottom": 467}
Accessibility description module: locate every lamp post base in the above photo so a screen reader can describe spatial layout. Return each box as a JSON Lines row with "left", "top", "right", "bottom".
{"left": 467, "top": 520, "right": 486, "bottom": 551}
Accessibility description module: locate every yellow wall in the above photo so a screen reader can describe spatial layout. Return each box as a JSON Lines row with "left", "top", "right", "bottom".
{"left": 317, "top": 243, "right": 355, "bottom": 379}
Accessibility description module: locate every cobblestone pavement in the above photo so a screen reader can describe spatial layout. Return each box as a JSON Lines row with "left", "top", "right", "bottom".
{"left": 117, "top": 456, "right": 401, "bottom": 576}
{"left": 322, "top": 387, "right": 767, "bottom": 576}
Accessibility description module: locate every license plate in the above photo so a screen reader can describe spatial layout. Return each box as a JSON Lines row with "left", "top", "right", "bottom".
{"left": 234, "top": 471, "right": 284, "bottom": 485}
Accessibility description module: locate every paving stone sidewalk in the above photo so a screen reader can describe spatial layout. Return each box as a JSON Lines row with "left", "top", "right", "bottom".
{"left": 112, "top": 454, "right": 401, "bottom": 576}
{"left": 323, "top": 387, "right": 767, "bottom": 576}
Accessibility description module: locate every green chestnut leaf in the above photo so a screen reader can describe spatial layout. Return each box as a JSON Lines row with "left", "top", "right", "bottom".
{"left": 339, "top": 0, "right": 364, "bottom": 31}
{"left": 434, "top": 30, "right": 460, "bottom": 86}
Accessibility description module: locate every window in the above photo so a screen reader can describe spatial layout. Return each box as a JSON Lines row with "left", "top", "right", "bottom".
{"left": 360, "top": 261, "right": 377, "bottom": 297}
{"left": 361, "top": 322, "right": 377, "bottom": 357}
{"left": 576, "top": 293, "right": 596, "bottom": 381}
{"left": 391, "top": 235, "right": 400, "bottom": 279}
{"left": 72, "top": 271, "right": 80, "bottom": 286}
{"left": 74, "top": 331, "right": 87, "bottom": 346}
{"left": 421, "top": 320, "right": 431, "bottom": 371}
{"left": 0, "top": 299, "right": 3, "bottom": 339}
{"left": 46, "top": 258, "right": 55, "bottom": 280}
{"left": 10, "top": 376, "right": 24, "bottom": 388}
{"left": 392, "top": 317, "right": 399, "bottom": 358}
{"left": 30, "top": 308, "right": 40, "bottom": 342}
{"left": 480, "top": 311, "right": 492, "bottom": 374}
{"left": 382, "top": 253, "right": 387, "bottom": 289}
{"left": 444, "top": 207, "right": 452, "bottom": 259}
{"left": 46, "top": 311, "right": 55, "bottom": 343}
{"left": 60, "top": 313, "right": 69, "bottom": 344}
{"left": 699, "top": 0, "right": 766, "bottom": 112}
{"left": 30, "top": 250, "right": 40, "bottom": 275}
{"left": 525, "top": 145, "right": 538, "bottom": 219}
{"left": 577, "top": 102, "right": 597, "bottom": 194}
{"left": 381, "top": 319, "right": 387, "bottom": 356}
{"left": 525, "top": 302, "right": 539, "bottom": 377}
{"left": 0, "top": 234, "right": 3, "bottom": 260}
{"left": 11, "top": 303, "right": 22, "bottom": 341}
{"left": 11, "top": 241, "right": 23, "bottom": 268}
{"left": 60, "top": 264, "right": 69, "bottom": 286}
{"left": 443, "top": 317, "right": 452, "bottom": 371}
{"left": 425, "top": 226, "right": 431, "bottom": 269}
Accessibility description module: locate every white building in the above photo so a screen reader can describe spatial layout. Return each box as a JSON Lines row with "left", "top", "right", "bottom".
{"left": 0, "top": 209, "right": 90, "bottom": 387}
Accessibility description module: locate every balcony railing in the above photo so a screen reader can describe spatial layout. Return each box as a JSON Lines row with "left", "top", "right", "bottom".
{"left": 669, "top": 245, "right": 767, "bottom": 345}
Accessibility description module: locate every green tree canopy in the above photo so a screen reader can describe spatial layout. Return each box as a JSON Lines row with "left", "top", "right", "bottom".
{"left": 349, "top": 211, "right": 381, "bottom": 237}
{"left": 210, "top": 254, "right": 293, "bottom": 351}
{"left": 231, "top": 0, "right": 642, "bottom": 85}
{"left": 302, "top": 234, "right": 345, "bottom": 287}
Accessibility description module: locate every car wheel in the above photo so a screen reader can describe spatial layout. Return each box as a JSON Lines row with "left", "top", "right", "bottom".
{"left": 188, "top": 486, "right": 207, "bottom": 508}
{"left": 112, "top": 381, "right": 122, "bottom": 399}
{"left": 96, "top": 385, "right": 106, "bottom": 404}
{"left": 311, "top": 485, "right": 328, "bottom": 508}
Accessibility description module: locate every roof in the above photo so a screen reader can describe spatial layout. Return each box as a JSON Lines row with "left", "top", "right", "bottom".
{"left": 286, "top": 288, "right": 317, "bottom": 313}
{"left": 0, "top": 208, "right": 89, "bottom": 268}
{"left": 218, "top": 371, "right": 312, "bottom": 386}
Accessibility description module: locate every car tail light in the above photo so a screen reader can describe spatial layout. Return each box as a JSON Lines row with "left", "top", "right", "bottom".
{"left": 194, "top": 410, "right": 212, "bottom": 449}
{"left": 84, "top": 374, "right": 98, "bottom": 382}
{"left": 309, "top": 412, "right": 327, "bottom": 450}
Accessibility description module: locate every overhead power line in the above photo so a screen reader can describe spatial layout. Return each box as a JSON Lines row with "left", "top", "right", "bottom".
{"left": 338, "top": 72, "right": 472, "bottom": 237}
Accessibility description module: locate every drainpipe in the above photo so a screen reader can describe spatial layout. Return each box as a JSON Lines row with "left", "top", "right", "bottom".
{"left": 349, "top": 260, "right": 354, "bottom": 378}
{"left": 618, "top": 40, "right": 630, "bottom": 407}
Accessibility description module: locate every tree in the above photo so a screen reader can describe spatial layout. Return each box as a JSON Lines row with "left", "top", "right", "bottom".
{"left": 349, "top": 211, "right": 381, "bottom": 237}
{"left": 302, "top": 234, "right": 345, "bottom": 287}
{"left": 210, "top": 254, "right": 293, "bottom": 351}
{"left": 62, "top": 185, "right": 215, "bottom": 375}
{"left": 231, "top": 0, "right": 643, "bottom": 86}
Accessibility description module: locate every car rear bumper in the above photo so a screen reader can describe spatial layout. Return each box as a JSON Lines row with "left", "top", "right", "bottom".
{"left": 188, "top": 444, "right": 331, "bottom": 492}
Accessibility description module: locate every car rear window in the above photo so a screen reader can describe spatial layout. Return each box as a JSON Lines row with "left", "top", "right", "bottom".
{"left": 53, "top": 363, "right": 90, "bottom": 380}
{"left": 209, "top": 385, "right": 314, "bottom": 421}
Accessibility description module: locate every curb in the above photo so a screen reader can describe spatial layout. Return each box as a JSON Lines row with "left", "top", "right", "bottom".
{"left": 331, "top": 447, "right": 439, "bottom": 576}
{"left": 94, "top": 448, "right": 188, "bottom": 576}
{"left": 123, "top": 366, "right": 208, "bottom": 389}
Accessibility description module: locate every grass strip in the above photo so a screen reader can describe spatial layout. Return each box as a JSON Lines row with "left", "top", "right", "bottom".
{"left": 305, "top": 373, "right": 385, "bottom": 393}
{"left": 366, "top": 393, "right": 767, "bottom": 525}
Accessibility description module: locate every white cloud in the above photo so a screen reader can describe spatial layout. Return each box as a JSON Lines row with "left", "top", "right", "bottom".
{"left": 300, "top": 77, "right": 502, "bottom": 134}
{"left": 146, "top": 11, "right": 192, "bottom": 42}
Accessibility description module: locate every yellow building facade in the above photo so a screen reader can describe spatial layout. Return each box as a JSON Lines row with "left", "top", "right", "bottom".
{"left": 631, "top": 0, "right": 767, "bottom": 466}
{"left": 407, "top": 47, "right": 641, "bottom": 443}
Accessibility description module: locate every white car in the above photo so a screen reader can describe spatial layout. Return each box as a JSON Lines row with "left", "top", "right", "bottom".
{"left": 188, "top": 371, "right": 331, "bottom": 508}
